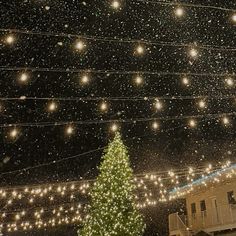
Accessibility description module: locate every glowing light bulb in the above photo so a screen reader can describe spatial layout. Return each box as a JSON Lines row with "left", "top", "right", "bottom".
{"left": 222, "top": 117, "right": 230, "bottom": 125}
{"left": 80, "top": 74, "right": 89, "bottom": 85}
{"left": 198, "top": 100, "right": 206, "bottom": 109}
{"left": 136, "top": 45, "right": 144, "bottom": 55}
{"left": 175, "top": 7, "right": 184, "bottom": 17}
{"left": 110, "top": 123, "right": 118, "bottom": 132}
{"left": 189, "top": 48, "right": 198, "bottom": 58}
{"left": 5, "top": 35, "right": 15, "bottom": 44}
{"left": 154, "top": 99, "right": 163, "bottom": 111}
{"left": 19, "top": 73, "right": 29, "bottom": 83}
{"left": 152, "top": 121, "right": 159, "bottom": 130}
{"left": 225, "top": 77, "right": 234, "bottom": 87}
{"left": 10, "top": 128, "right": 18, "bottom": 138}
{"left": 182, "top": 76, "right": 190, "bottom": 86}
{"left": 100, "top": 101, "right": 108, "bottom": 112}
{"left": 232, "top": 14, "right": 236, "bottom": 23}
{"left": 75, "top": 40, "right": 86, "bottom": 51}
{"left": 134, "top": 75, "right": 143, "bottom": 85}
{"left": 189, "top": 119, "right": 197, "bottom": 128}
{"left": 48, "top": 101, "right": 57, "bottom": 112}
{"left": 111, "top": 0, "right": 120, "bottom": 9}
{"left": 66, "top": 125, "right": 74, "bottom": 135}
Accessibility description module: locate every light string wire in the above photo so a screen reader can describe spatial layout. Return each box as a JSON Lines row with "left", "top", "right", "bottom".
{"left": 1, "top": 28, "right": 236, "bottom": 51}
{"left": 0, "top": 111, "right": 235, "bottom": 128}
{"left": 0, "top": 66, "right": 234, "bottom": 77}
{"left": 135, "top": 0, "right": 236, "bottom": 12}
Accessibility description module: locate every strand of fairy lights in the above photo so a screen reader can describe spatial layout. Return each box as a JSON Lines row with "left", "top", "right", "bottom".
{"left": 1, "top": 29, "right": 236, "bottom": 51}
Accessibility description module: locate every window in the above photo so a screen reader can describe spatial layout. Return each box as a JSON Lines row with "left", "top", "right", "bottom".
{"left": 200, "top": 200, "right": 206, "bottom": 211}
{"left": 191, "top": 203, "right": 196, "bottom": 219}
{"left": 227, "top": 191, "right": 236, "bottom": 204}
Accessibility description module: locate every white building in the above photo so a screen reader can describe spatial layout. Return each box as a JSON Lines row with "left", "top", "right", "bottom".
{"left": 168, "top": 165, "right": 236, "bottom": 236}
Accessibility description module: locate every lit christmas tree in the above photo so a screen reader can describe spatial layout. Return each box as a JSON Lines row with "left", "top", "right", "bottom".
{"left": 80, "top": 132, "right": 145, "bottom": 236}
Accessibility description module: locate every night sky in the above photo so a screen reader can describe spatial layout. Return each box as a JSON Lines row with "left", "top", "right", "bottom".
{"left": 0, "top": 0, "right": 236, "bottom": 235}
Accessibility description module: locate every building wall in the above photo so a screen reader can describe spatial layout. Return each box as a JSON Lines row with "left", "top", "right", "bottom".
{"left": 186, "top": 181, "right": 236, "bottom": 233}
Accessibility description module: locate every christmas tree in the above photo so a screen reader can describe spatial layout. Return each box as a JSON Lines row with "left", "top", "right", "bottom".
{"left": 80, "top": 132, "right": 145, "bottom": 236}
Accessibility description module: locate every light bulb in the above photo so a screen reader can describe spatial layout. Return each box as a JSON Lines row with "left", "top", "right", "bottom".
{"left": 222, "top": 117, "right": 230, "bottom": 125}
{"left": 48, "top": 101, "right": 57, "bottom": 112}
{"left": 110, "top": 123, "right": 118, "bottom": 132}
{"left": 100, "top": 102, "right": 108, "bottom": 112}
{"left": 10, "top": 128, "right": 19, "bottom": 138}
{"left": 152, "top": 121, "right": 159, "bottom": 130}
{"left": 182, "top": 77, "right": 190, "bottom": 86}
{"left": 198, "top": 100, "right": 206, "bottom": 109}
{"left": 80, "top": 74, "right": 89, "bottom": 85}
{"left": 134, "top": 75, "right": 143, "bottom": 85}
{"left": 136, "top": 45, "right": 144, "bottom": 55}
{"left": 189, "top": 48, "right": 198, "bottom": 58}
{"left": 111, "top": 0, "right": 120, "bottom": 9}
{"left": 75, "top": 40, "right": 86, "bottom": 51}
{"left": 189, "top": 119, "right": 197, "bottom": 128}
{"left": 5, "top": 35, "right": 15, "bottom": 44}
{"left": 66, "top": 125, "right": 74, "bottom": 135}
{"left": 155, "top": 99, "right": 163, "bottom": 110}
{"left": 225, "top": 77, "right": 234, "bottom": 87}
{"left": 175, "top": 7, "right": 184, "bottom": 17}
{"left": 19, "top": 73, "right": 29, "bottom": 83}
{"left": 232, "top": 14, "right": 236, "bottom": 23}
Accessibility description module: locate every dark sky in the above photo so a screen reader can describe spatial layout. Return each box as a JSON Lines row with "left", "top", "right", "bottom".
{"left": 0, "top": 0, "right": 236, "bottom": 235}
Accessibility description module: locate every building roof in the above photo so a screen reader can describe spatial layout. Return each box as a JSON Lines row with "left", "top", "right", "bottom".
{"left": 169, "top": 163, "right": 236, "bottom": 199}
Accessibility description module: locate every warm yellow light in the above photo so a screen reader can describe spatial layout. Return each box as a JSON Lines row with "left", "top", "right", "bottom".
{"left": 175, "top": 7, "right": 184, "bottom": 17}
{"left": 80, "top": 74, "right": 89, "bottom": 85}
{"left": 222, "top": 116, "right": 230, "bottom": 125}
{"left": 189, "top": 48, "right": 198, "bottom": 58}
{"left": 110, "top": 123, "right": 118, "bottom": 132}
{"left": 135, "top": 45, "right": 144, "bottom": 55}
{"left": 111, "top": 0, "right": 120, "bottom": 9}
{"left": 225, "top": 77, "right": 234, "bottom": 87}
{"left": 152, "top": 121, "right": 159, "bottom": 130}
{"left": 66, "top": 125, "right": 74, "bottom": 135}
{"left": 134, "top": 75, "right": 143, "bottom": 85}
{"left": 232, "top": 14, "right": 236, "bottom": 23}
{"left": 154, "top": 99, "right": 163, "bottom": 110}
{"left": 189, "top": 119, "right": 197, "bottom": 128}
{"left": 100, "top": 101, "right": 108, "bottom": 112}
{"left": 5, "top": 35, "right": 15, "bottom": 44}
{"left": 10, "top": 128, "right": 19, "bottom": 138}
{"left": 48, "top": 101, "right": 57, "bottom": 112}
{"left": 75, "top": 40, "right": 86, "bottom": 51}
{"left": 19, "top": 73, "right": 29, "bottom": 83}
{"left": 182, "top": 76, "right": 190, "bottom": 86}
{"left": 198, "top": 100, "right": 206, "bottom": 109}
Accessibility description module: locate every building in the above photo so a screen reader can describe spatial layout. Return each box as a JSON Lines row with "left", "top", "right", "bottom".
{"left": 168, "top": 164, "right": 236, "bottom": 236}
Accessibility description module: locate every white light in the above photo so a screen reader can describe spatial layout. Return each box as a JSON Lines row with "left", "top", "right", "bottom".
{"left": 48, "top": 101, "right": 57, "bottom": 112}
{"left": 75, "top": 40, "right": 85, "bottom": 51}
{"left": 155, "top": 99, "right": 163, "bottom": 110}
{"left": 111, "top": 0, "right": 120, "bottom": 9}
{"left": 182, "top": 77, "right": 189, "bottom": 86}
{"left": 134, "top": 75, "right": 143, "bottom": 85}
{"left": 5, "top": 35, "right": 15, "bottom": 44}
{"left": 189, "top": 119, "right": 197, "bottom": 128}
{"left": 152, "top": 121, "right": 159, "bottom": 130}
{"left": 136, "top": 45, "right": 144, "bottom": 55}
{"left": 81, "top": 75, "right": 89, "bottom": 85}
{"left": 225, "top": 77, "right": 234, "bottom": 87}
{"left": 222, "top": 117, "right": 230, "bottom": 125}
{"left": 175, "top": 7, "right": 184, "bottom": 17}
{"left": 232, "top": 14, "right": 236, "bottom": 23}
{"left": 110, "top": 123, "right": 118, "bottom": 132}
{"left": 198, "top": 100, "right": 206, "bottom": 109}
{"left": 100, "top": 102, "right": 108, "bottom": 112}
{"left": 189, "top": 48, "right": 198, "bottom": 58}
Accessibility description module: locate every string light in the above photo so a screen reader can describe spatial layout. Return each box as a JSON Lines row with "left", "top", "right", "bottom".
{"left": 154, "top": 99, "right": 163, "bottom": 111}
{"left": 47, "top": 101, "right": 58, "bottom": 112}
{"left": 80, "top": 74, "right": 90, "bottom": 85}
{"left": 110, "top": 123, "right": 118, "bottom": 132}
{"left": 225, "top": 77, "right": 234, "bottom": 87}
{"left": 135, "top": 45, "right": 145, "bottom": 55}
{"left": 222, "top": 116, "right": 230, "bottom": 126}
{"left": 18, "top": 72, "right": 29, "bottom": 84}
{"left": 198, "top": 100, "right": 206, "bottom": 109}
{"left": 181, "top": 76, "right": 190, "bottom": 86}
{"left": 5, "top": 35, "right": 15, "bottom": 45}
{"left": 75, "top": 40, "right": 86, "bottom": 51}
{"left": 9, "top": 128, "right": 19, "bottom": 139}
{"left": 189, "top": 48, "right": 198, "bottom": 58}
{"left": 65, "top": 125, "right": 74, "bottom": 135}
{"left": 152, "top": 121, "right": 159, "bottom": 130}
{"left": 134, "top": 75, "right": 143, "bottom": 86}
{"left": 99, "top": 101, "right": 108, "bottom": 112}
{"left": 232, "top": 13, "right": 236, "bottom": 23}
{"left": 189, "top": 119, "right": 197, "bottom": 128}
{"left": 111, "top": 0, "right": 120, "bottom": 9}
{"left": 175, "top": 7, "right": 184, "bottom": 17}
